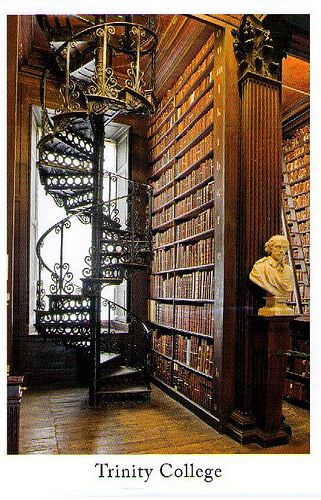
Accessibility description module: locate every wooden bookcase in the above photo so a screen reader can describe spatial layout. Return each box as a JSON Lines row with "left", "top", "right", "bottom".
{"left": 282, "top": 111, "right": 310, "bottom": 405}
{"left": 147, "top": 28, "right": 238, "bottom": 429}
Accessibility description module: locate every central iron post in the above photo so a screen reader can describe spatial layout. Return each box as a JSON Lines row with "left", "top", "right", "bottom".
{"left": 89, "top": 113, "right": 105, "bottom": 406}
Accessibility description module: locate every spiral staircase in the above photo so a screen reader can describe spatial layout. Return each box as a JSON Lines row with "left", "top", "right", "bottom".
{"left": 34, "top": 15, "right": 157, "bottom": 406}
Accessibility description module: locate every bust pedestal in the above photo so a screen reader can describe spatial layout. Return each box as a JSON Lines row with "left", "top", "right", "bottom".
{"left": 251, "top": 315, "right": 297, "bottom": 446}
{"left": 226, "top": 315, "right": 297, "bottom": 447}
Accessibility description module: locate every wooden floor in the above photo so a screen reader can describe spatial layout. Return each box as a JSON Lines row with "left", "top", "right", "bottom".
{"left": 20, "top": 384, "right": 310, "bottom": 454}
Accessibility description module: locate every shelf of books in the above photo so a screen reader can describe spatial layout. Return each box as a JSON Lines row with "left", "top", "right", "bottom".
{"left": 282, "top": 123, "right": 310, "bottom": 316}
{"left": 282, "top": 121, "right": 310, "bottom": 406}
{"left": 147, "top": 29, "right": 227, "bottom": 426}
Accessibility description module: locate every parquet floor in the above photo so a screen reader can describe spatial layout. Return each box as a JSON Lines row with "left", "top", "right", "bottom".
{"left": 20, "top": 384, "right": 309, "bottom": 455}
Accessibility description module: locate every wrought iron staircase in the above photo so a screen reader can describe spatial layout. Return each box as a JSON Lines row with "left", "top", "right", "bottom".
{"left": 35, "top": 116, "right": 153, "bottom": 405}
{"left": 34, "top": 15, "right": 158, "bottom": 405}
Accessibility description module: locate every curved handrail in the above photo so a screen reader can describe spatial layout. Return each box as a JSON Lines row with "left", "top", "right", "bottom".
{"left": 52, "top": 21, "right": 158, "bottom": 61}
{"left": 101, "top": 296, "right": 151, "bottom": 336}
{"left": 36, "top": 205, "right": 90, "bottom": 276}
{"left": 103, "top": 169, "right": 153, "bottom": 192}
{"left": 36, "top": 190, "right": 152, "bottom": 279}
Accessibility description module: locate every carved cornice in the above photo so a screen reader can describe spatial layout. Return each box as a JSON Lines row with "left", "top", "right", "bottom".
{"left": 232, "top": 14, "right": 283, "bottom": 83}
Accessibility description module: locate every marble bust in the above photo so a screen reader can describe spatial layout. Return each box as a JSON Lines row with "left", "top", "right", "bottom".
{"left": 249, "top": 234, "right": 296, "bottom": 316}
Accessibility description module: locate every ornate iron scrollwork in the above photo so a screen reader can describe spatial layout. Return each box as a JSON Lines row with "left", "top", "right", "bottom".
{"left": 35, "top": 15, "right": 156, "bottom": 385}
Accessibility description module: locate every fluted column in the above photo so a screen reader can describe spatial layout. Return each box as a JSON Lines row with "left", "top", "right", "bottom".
{"left": 226, "top": 15, "right": 286, "bottom": 443}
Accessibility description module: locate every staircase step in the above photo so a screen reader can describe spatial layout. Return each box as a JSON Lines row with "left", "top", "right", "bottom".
{"left": 100, "top": 352, "right": 121, "bottom": 365}
{"left": 106, "top": 262, "right": 149, "bottom": 269}
{"left": 100, "top": 365, "right": 140, "bottom": 379}
{"left": 97, "top": 385, "right": 151, "bottom": 400}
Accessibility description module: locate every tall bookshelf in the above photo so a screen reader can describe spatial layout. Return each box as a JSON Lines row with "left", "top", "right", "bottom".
{"left": 147, "top": 28, "right": 236, "bottom": 428}
{"left": 282, "top": 123, "right": 310, "bottom": 316}
{"left": 282, "top": 118, "right": 310, "bottom": 405}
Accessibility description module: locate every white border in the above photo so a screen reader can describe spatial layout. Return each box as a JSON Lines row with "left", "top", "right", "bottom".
{"left": 2, "top": 1, "right": 321, "bottom": 499}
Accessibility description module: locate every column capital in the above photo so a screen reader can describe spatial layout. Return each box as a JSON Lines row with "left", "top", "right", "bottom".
{"left": 232, "top": 14, "right": 285, "bottom": 83}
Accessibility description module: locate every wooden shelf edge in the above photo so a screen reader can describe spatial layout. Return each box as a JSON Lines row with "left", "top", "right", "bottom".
{"left": 151, "top": 376, "right": 221, "bottom": 431}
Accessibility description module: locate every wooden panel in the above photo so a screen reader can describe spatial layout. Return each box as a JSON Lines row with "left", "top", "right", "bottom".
{"left": 12, "top": 71, "right": 61, "bottom": 372}
{"left": 7, "top": 16, "right": 19, "bottom": 371}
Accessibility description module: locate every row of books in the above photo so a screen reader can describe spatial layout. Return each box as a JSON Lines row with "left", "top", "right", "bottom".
{"left": 153, "top": 226, "right": 175, "bottom": 248}
{"left": 152, "top": 220, "right": 215, "bottom": 251}
{"left": 295, "top": 268, "right": 309, "bottom": 283}
{"left": 176, "top": 133, "right": 213, "bottom": 174}
{"left": 176, "top": 158, "right": 214, "bottom": 196}
{"left": 153, "top": 184, "right": 175, "bottom": 213}
{"left": 149, "top": 300, "right": 215, "bottom": 337}
{"left": 149, "top": 84, "right": 215, "bottom": 160}
{"left": 152, "top": 352, "right": 172, "bottom": 385}
{"left": 152, "top": 331, "right": 172, "bottom": 357}
{"left": 289, "top": 231, "right": 310, "bottom": 247}
{"left": 176, "top": 181, "right": 214, "bottom": 216}
{"left": 152, "top": 209, "right": 215, "bottom": 250}
{"left": 284, "top": 154, "right": 310, "bottom": 174}
{"left": 150, "top": 126, "right": 176, "bottom": 162}
{"left": 152, "top": 203, "right": 175, "bottom": 229}
{"left": 287, "top": 165, "right": 309, "bottom": 183}
{"left": 172, "top": 363, "right": 213, "bottom": 411}
{"left": 152, "top": 165, "right": 175, "bottom": 193}
{"left": 176, "top": 108, "right": 213, "bottom": 155}
{"left": 175, "top": 34, "right": 215, "bottom": 102}
{"left": 290, "top": 179, "right": 310, "bottom": 196}
{"left": 282, "top": 125, "right": 310, "bottom": 154}
{"left": 292, "top": 192, "right": 310, "bottom": 209}
{"left": 176, "top": 238, "right": 214, "bottom": 268}
{"left": 287, "top": 356, "right": 310, "bottom": 378}
{"left": 292, "top": 246, "right": 310, "bottom": 261}
{"left": 177, "top": 85, "right": 214, "bottom": 133}
{"left": 153, "top": 206, "right": 214, "bottom": 246}
{"left": 151, "top": 156, "right": 213, "bottom": 198}
{"left": 148, "top": 35, "right": 215, "bottom": 139}
{"left": 151, "top": 302, "right": 174, "bottom": 327}
{"left": 151, "top": 142, "right": 176, "bottom": 173}
{"left": 176, "top": 48, "right": 215, "bottom": 105}
{"left": 298, "top": 220, "right": 310, "bottom": 232}
{"left": 174, "top": 335, "right": 213, "bottom": 376}
{"left": 150, "top": 268, "right": 215, "bottom": 300}
{"left": 150, "top": 274, "right": 175, "bottom": 297}
{"left": 282, "top": 124, "right": 310, "bottom": 317}
{"left": 152, "top": 247, "right": 175, "bottom": 273}
{"left": 175, "top": 303, "right": 215, "bottom": 336}
{"left": 149, "top": 108, "right": 175, "bottom": 146}
{"left": 303, "top": 247, "right": 310, "bottom": 261}
{"left": 298, "top": 283, "right": 310, "bottom": 300}
{"left": 284, "top": 142, "right": 310, "bottom": 163}
{"left": 176, "top": 207, "right": 214, "bottom": 240}
{"left": 296, "top": 206, "right": 310, "bottom": 220}
{"left": 300, "top": 232, "right": 310, "bottom": 246}
{"left": 175, "top": 270, "right": 214, "bottom": 300}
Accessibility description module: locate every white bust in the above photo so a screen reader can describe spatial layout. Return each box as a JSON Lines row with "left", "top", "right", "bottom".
{"left": 249, "top": 235, "right": 296, "bottom": 316}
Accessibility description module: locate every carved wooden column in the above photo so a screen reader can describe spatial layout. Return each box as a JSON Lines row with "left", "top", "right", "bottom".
{"left": 226, "top": 15, "right": 288, "bottom": 444}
